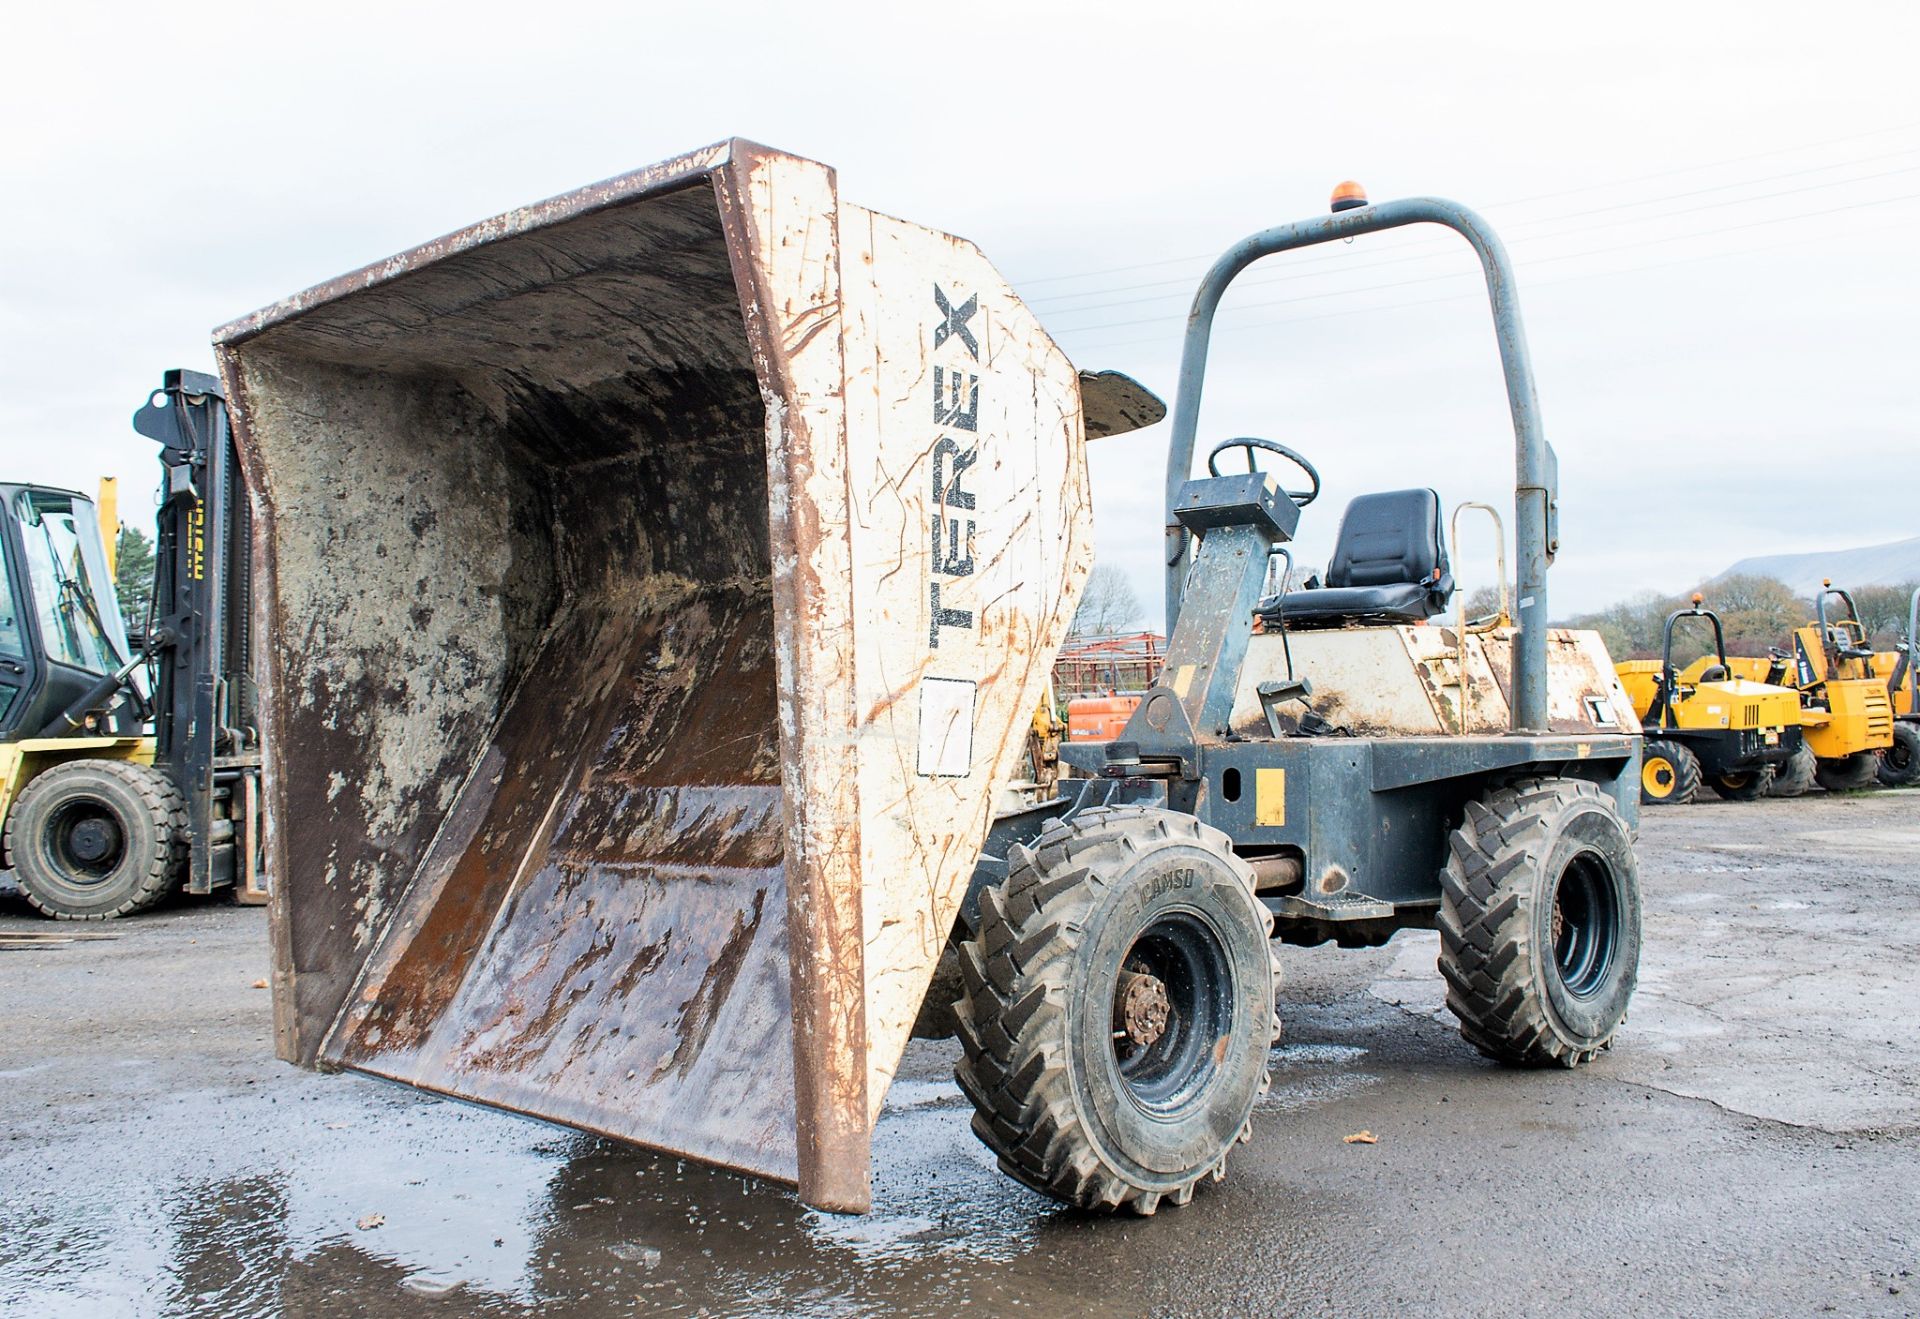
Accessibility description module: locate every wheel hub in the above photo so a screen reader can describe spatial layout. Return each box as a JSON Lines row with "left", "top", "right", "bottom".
{"left": 1551, "top": 851, "right": 1618, "bottom": 999}
{"left": 1116, "top": 965, "right": 1171, "bottom": 1050}
{"left": 67, "top": 817, "right": 119, "bottom": 865}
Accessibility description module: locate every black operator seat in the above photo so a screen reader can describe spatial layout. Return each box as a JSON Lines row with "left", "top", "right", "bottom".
{"left": 1256, "top": 488, "right": 1454, "bottom": 629}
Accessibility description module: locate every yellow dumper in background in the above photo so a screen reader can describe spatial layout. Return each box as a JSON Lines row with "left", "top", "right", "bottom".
{"left": 1868, "top": 585, "right": 1919, "bottom": 786}
{"left": 1723, "top": 581, "right": 1896, "bottom": 794}
{"left": 1614, "top": 594, "right": 1801, "bottom": 804}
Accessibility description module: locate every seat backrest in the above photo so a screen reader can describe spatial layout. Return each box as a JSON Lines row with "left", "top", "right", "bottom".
{"left": 1326, "top": 489, "right": 1449, "bottom": 591}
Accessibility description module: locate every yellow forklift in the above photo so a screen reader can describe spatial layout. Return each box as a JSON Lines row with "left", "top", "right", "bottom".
{"left": 1, "top": 371, "right": 261, "bottom": 917}
{"left": 1722, "top": 581, "right": 1896, "bottom": 795}
{"left": 1615, "top": 594, "right": 1801, "bottom": 804}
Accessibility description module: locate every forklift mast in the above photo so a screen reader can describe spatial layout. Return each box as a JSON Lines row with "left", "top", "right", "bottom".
{"left": 132, "top": 369, "right": 260, "bottom": 894}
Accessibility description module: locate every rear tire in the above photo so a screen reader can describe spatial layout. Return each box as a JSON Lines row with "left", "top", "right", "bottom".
{"left": 1768, "top": 741, "right": 1816, "bottom": 798}
{"left": 1709, "top": 766, "right": 1775, "bottom": 801}
{"left": 1814, "top": 752, "right": 1881, "bottom": 793}
{"left": 1878, "top": 723, "right": 1920, "bottom": 788}
{"left": 6, "top": 760, "right": 186, "bottom": 920}
{"left": 1640, "top": 739, "right": 1699, "bottom": 805}
{"left": 954, "top": 806, "right": 1278, "bottom": 1215}
{"left": 1438, "top": 776, "right": 1641, "bottom": 1067}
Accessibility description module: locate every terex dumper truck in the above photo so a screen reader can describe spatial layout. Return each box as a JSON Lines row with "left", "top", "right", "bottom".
{"left": 220, "top": 143, "right": 1643, "bottom": 1216}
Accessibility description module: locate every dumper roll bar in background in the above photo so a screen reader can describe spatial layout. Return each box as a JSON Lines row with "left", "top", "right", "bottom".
{"left": 1814, "top": 581, "right": 1873, "bottom": 660}
{"left": 1905, "top": 587, "right": 1920, "bottom": 712}
{"left": 1161, "top": 198, "right": 1558, "bottom": 733}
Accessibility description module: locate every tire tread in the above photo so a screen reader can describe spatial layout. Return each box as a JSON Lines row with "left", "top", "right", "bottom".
{"left": 1437, "top": 775, "right": 1633, "bottom": 1068}
{"left": 954, "top": 806, "right": 1275, "bottom": 1214}
{"left": 6, "top": 759, "right": 186, "bottom": 921}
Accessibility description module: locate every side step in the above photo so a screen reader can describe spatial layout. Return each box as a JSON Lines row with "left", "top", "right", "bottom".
{"left": 1267, "top": 891, "right": 1395, "bottom": 922}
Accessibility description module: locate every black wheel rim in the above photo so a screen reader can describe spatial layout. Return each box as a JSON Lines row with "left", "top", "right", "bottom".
{"left": 1110, "top": 912, "right": 1231, "bottom": 1116}
{"left": 43, "top": 798, "right": 126, "bottom": 884}
{"left": 1551, "top": 851, "right": 1619, "bottom": 999}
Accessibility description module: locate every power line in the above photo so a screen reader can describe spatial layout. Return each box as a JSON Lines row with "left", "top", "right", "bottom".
{"left": 1510, "top": 160, "right": 1920, "bottom": 244}
{"left": 1010, "top": 117, "right": 1920, "bottom": 290}
{"left": 1491, "top": 119, "right": 1920, "bottom": 208}
{"left": 1061, "top": 208, "right": 1920, "bottom": 354}
{"left": 1026, "top": 143, "right": 1920, "bottom": 311}
{"left": 1033, "top": 151, "right": 1920, "bottom": 320}
{"left": 1055, "top": 187, "right": 1920, "bottom": 344}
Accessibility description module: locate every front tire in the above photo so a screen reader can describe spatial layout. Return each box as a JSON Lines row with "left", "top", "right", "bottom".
{"left": 954, "top": 806, "right": 1278, "bottom": 1215}
{"left": 1438, "top": 776, "right": 1641, "bottom": 1067}
{"left": 1640, "top": 739, "right": 1700, "bottom": 805}
{"left": 6, "top": 760, "right": 186, "bottom": 920}
{"left": 1878, "top": 724, "right": 1920, "bottom": 788}
{"left": 1815, "top": 751, "right": 1881, "bottom": 793}
{"left": 1709, "top": 765, "right": 1775, "bottom": 801}
{"left": 1768, "top": 741, "right": 1816, "bottom": 798}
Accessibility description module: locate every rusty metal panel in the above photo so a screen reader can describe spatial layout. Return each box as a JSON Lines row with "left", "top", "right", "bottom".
{"left": 215, "top": 140, "right": 1093, "bottom": 1213}
{"left": 1230, "top": 630, "right": 1450, "bottom": 736}
{"left": 837, "top": 211, "right": 1091, "bottom": 1131}
{"left": 712, "top": 149, "right": 868, "bottom": 1208}
{"left": 1482, "top": 628, "right": 1643, "bottom": 735}
{"left": 1229, "top": 625, "right": 1638, "bottom": 739}
{"left": 1401, "top": 625, "right": 1512, "bottom": 735}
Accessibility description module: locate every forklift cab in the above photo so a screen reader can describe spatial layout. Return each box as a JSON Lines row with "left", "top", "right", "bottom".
{"left": 0, "top": 484, "right": 139, "bottom": 741}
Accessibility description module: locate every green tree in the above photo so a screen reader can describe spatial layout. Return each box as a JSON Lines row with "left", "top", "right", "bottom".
{"left": 1071, "top": 563, "right": 1145, "bottom": 638}
{"left": 1851, "top": 582, "right": 1919, "bottom": 648}
{"left": 113, "top": 525, "right": 156, "bottom": 634}
{"left": 1559, "top": 574, "right": 1813, "bottom": 663}
{"left": 1462, "top": 582, "right": 1514, "bottom": 623}
{"left": 1703, "top": 574, "right": 1807, "bottom": 655}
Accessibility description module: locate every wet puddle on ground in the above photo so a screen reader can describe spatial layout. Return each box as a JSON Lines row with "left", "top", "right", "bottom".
{"left": 0, "top": 1032, "right": 1395, "bottom": 1317}
{"left": 0, "top": 1052, "right": 1109, "bottom": 1316}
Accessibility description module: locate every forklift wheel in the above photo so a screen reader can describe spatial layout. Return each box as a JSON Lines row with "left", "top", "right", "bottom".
{"left": 1768, "top": 742, "right": 1817, "bottom": 798}
{"left": 1814, "top": 752, "right": 1881, "bottom": 794}
{"left": 1877, "top": 724, "right": 1920, "bottom": 788}
{"left": 1639, "top": 739, "right": 1700, "bottom": 806}
{"left": 1708, "top": 766, "right": 1775, "bottom": 801}
{"left": 1438, "top": 777, "right": 1641, "bottom": 1067}
{"left": 5, "top": 760, "right": 186, "bottom": 920}
{"left": 953, "top": 806, "right": 1278, "bottom": 1215}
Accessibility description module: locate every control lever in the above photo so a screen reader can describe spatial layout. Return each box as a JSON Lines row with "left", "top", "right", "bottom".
{"left": 1256, "top": 678, "right": 1313, "bottom": 739}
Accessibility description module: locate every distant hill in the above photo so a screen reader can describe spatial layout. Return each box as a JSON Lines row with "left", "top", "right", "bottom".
{"left": 1716, "top": 537, "right": 1920, "bottom": 596}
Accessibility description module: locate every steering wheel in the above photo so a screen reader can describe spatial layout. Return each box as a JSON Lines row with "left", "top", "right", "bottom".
{"left": 1206, "top": 437, "right": 1320, "bottom": 507}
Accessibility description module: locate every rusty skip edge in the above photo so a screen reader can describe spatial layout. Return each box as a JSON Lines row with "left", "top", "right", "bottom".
{"left": 712, "top": 149, "right": 874, "bottom": 1214}
{"left": 212, "top": 355, "right": 296, "bottom": 1064}
{"left": 212, "top": 140, "right": 883, "bottom": 1212}
{"left": 214, "top": 139, "right": 745, "bottom": 347}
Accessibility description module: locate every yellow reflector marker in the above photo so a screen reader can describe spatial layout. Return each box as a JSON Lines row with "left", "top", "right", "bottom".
{"left": 1255, "top": 768, "right": 1287, "bottom": 826}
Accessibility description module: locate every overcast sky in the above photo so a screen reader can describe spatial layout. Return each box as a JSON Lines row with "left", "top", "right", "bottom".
{"left": 4, "top": 0, "right": 1915, "bottom": 623}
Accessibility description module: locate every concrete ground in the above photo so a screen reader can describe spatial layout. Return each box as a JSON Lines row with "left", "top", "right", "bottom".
{"left": 2, "top": 790, "right": 1917, "bottom": 1318}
